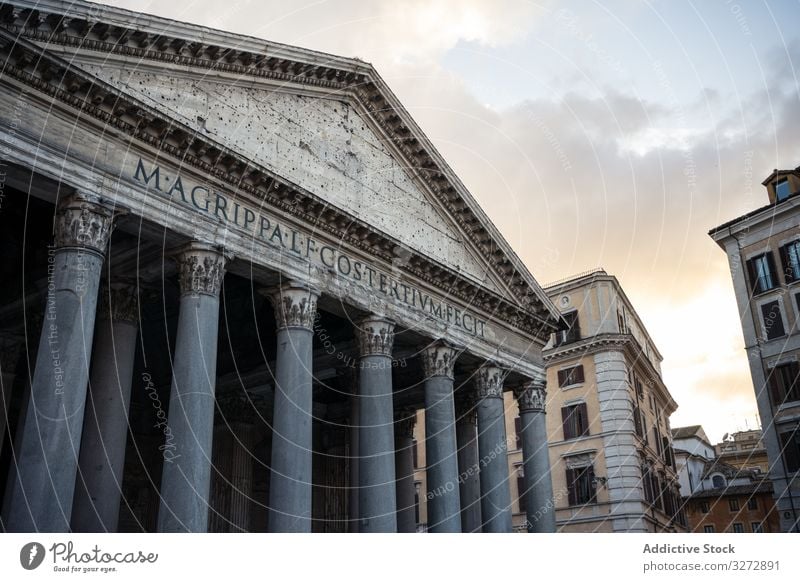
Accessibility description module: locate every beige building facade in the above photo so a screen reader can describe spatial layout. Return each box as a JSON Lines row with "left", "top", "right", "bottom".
{"left": 710, "top": 165, "right": 800, "bottom": 532}
{"left": 413, "top": 270, "right": 687, "bottom": 532}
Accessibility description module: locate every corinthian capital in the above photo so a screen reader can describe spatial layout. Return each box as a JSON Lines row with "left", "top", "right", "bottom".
{"left": 175, "top": 242, "right": 227, "bottom": 297}
{"left": 420, "top": 340, "right": 460, "bottom": 380}
{"left": 515, "top": 377, "right": 546, "bottom": 413}
{"left": 54, "top": 192, "right": 114, "bottom": 255}
{"left": 474, "top": 364, "right": 506, "bottom": 399}
{"left": 356, "top": 316, "right": 395, "bottom": 357}
{"left": 266, "top": 282, "right": 319, "bottom": 331}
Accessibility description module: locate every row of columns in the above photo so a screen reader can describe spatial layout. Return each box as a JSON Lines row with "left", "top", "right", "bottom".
{"left": 3, "top": 191, "right": 555, "bottom": 533}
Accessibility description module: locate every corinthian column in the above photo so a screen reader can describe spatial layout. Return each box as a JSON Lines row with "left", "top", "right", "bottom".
{"left": 157, "top": 242, "right": 227, "bottom": 533}
{"left": 474, "top": 364, "right": 512, "bottom": 532}
{"left": 72, "top": 283, "right": 139, "bottom": 532}
{"left": 421, "top": 340, "right": 462, "bottom": 533}
{"left": 356, "top": 315, "right": 397, "bottom": 533}
{"left": 5, "top": 193, "right": 113, "bottom": 532}
{"left": 515, "top": 376, "right": 556, "bottom": 532}
{"left": 265, "top": 282, "right": 318, "bottom": 533}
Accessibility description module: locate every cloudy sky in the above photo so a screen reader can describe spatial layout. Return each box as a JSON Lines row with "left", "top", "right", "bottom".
{"left": 100, "top": 0, "right": 799, "bottom": 442}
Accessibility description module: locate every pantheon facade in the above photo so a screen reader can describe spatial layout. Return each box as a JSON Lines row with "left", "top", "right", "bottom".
{"left": 0, "top": 0, "right": 562, "bottom": 533}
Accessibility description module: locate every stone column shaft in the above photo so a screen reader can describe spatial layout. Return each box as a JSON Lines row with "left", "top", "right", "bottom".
{"left": 357, "top": 316, "right": 397, "bottom": 533}
{"left": 5, "top": 193, "right": 113, "bottom": 532}
{"left": 157, "top": 243, "right": 226, "bottom": 533}
{"left": 456, "top": 401, "right": 481, "bottom": 533}
{"left": 517, "top": 379, "right": 556, "bottom": 533}
{"left": 394, "top": 410, "right": 417, "bottom": 533}
{"left": 72, "top": 284, "right": 139, "bottom": 532}
{"left": 422, "top": 341, "right": 462, "bottom": 533}
{"left": 475, "top": 365, "right": 513, "bottom": 533}
{"left": 266, "top": 283, "right": 318, "bottom": 533}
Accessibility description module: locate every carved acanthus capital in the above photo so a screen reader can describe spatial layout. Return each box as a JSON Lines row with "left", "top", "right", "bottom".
{"left": 356, "top": 316, "right": 395, "bottom": 357}
{"left": 175, "top": 242, "right": 227, "bottom": 297}
{"left": 97, "top": 282, "right": 139, "bottom": 323}
{"left": 515, "top": 378, "right": 547, "bottom": 413}
{"left": 420, "top": 339, "right": 460, "bottom": 380}
{"left": 474, "top": 364, "right": 506, "bottom": 399}
{"left": 54, "top": 192, "right": 115, "bottom": 255}
{"left": 266, "top": 282, "right": 319, "bottom": 331}
{"left": 394, "top": 408, "right": 417, "bottom": 438}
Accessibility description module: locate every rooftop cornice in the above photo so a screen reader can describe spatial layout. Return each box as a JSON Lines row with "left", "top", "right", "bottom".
{"left": 543, "top": 332, "right": 678, "bottom": 412}
{"left": 0, "top": 25, "right": 558, "bottom": 340}
{"left": 0, "top": 0, "right": 562, "bottom": 333}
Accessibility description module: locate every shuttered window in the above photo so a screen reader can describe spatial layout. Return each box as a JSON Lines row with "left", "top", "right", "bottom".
{"left": 768, "top": 362, "right": 800, "bottom": 406}
{"left": 780, "top": 241, "right": 800, "bottom": 283}
{"left": 514, "top": 416, "right": 522, "bottom": 450}
{"left": 747, "top": 252, "right": 778, "bottom": 294}
{"left": 558, "top": 364, "right": 585, "bottom": 387}
{"left": 555, "top": 311, "right": 581, "bottom": 346}
{"left": 561, "top": 403, "right": 589, "bottom": 440}
{"left": 566, "top": 465, "right": 596, "bottom": 505}
{"left": 779, "top": 429, "right": 800, "bottom": 473}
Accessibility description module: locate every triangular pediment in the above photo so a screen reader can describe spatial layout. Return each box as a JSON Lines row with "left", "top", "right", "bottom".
{"left": 67, "top": 59, "right": 505, "bottom": 294}
{"left": 0, "top": 0, "right": 563, "bottom": 338}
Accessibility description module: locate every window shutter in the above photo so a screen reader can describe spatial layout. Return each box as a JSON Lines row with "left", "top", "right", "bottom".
{"left": 577, "top": 402, "right": 589, "bottom": 436}
{"left": 761, "top": 301, "right": 785, "bottom": 340}
{"left": 557, "top": 369, "right": 567, "bottom": 387}
{"left": 517, "top": 475, "right": 526, "bottom": 513}
{"left": 766, "top": 252, "right": 778, "bottom": 289}
{"left": 562, "top": 406, "right": 574, "bottom": 440}
{"left": 412, "top": 440, "right": 418, "bottom": 469}
{"left": 746, "top": 257, "right": 758, "bottom": 294}
{"left": 567, "top": 468, "right": 577, "bottom": 506}
{"left": 574, "top": 365, "right": 585, "bottom": 384}
{"left": 768, "top": 368, "right": 784, "bottom": 407}
{"left": 780, "top": 244, "right": 794, "bottom": 283}
{"left": 586, "top": 465, "right": 596, "bottom": 503}
{"left": 780, "top": 431, "right": 800, "bottom": 473}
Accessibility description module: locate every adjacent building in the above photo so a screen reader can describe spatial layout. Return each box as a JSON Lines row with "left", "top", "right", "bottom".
{"left": 412, "top": 269, "right": 687, "bottom": 532}
{"left": 709, "top": 165, "right": 800, "bottom": 532}
{"left": 716, "top": 429, "right": 770, "bottom": 474}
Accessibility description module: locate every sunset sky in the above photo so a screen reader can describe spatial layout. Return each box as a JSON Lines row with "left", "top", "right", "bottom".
{"left": 100, "top": 0, "right": 800, "bottom": 442}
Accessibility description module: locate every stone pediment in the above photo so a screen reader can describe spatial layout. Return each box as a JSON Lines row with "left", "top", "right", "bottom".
{"left": 63, "top": 61, "right": 504, "bottom": 294}
{"left": 0, "top": 0, "right": 562, "bottom": 338}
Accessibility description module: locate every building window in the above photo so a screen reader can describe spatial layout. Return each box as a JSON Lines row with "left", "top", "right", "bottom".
{"left": 747, "top": 252, "right": 778, "bottom": 294}
{"left": 732, "top": 522, "right": 745, "bottom": 533}
{"left": 555, "top": 311, "right": 581, "bottom": 346}
{"left": 729, "top": 498, "right": 740, "bottom": 511}
{"left": 514, "top": 416, "right": 522, "bottom": 450}
{"left": 779, "top": 428, "right": 800, "bottom": 473}
{"left": 775, "top": 178, "right": 791, "bottom": 202}
{"left": 712, "top": 474, "right": 726, "bottom": 488}
{"left": 633, "top": 376, "right": 644, "bottom": 400}
{"left": 747, "top": 497, "right": 758, "bottom": 510}
{"left": 617, "top": 311, "right": 627, "bottom": 333}
{"left": 557, "top": 364, "right": 585, "bottom": 387}
{"left": 566, "top": 465, "right": 596, "bottom": 506}
{"left": 760, "top": 300, "right": 786, "bottom": 340}
{"left": 700, "top": 500, "right": 710, "bottom": 513}
{"left": 632, "top": 405, "right": 644, "bottom": 438}
{"left": 561, "top": 402, "right": 589, "bottom": 440}
{"left": 412, "top": 439, "right": 418, "bottom": 469}
{"left": 780, "top": 240, "right": 800, "bottom": 283}
{"left": 768, "top": 361, "right": 800, "bottom": 406}
{"left": 752, "top": 521, "right": 764, "bottom": 533}
{"left": 703, "top": 525, "right": 715, "bottom": 533}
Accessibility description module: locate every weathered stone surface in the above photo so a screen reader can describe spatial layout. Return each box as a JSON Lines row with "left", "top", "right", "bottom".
{"left": 71, "top": 62, "right": 500, "bottom": 293}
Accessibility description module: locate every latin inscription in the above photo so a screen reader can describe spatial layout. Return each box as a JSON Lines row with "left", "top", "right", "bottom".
{"left": 133, "top": 158, "right": 487, "bottom": 338}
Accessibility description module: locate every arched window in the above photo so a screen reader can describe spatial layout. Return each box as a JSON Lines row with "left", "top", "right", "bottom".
{"left": 712, "top": 474, "right": 726, "bottom": 488}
